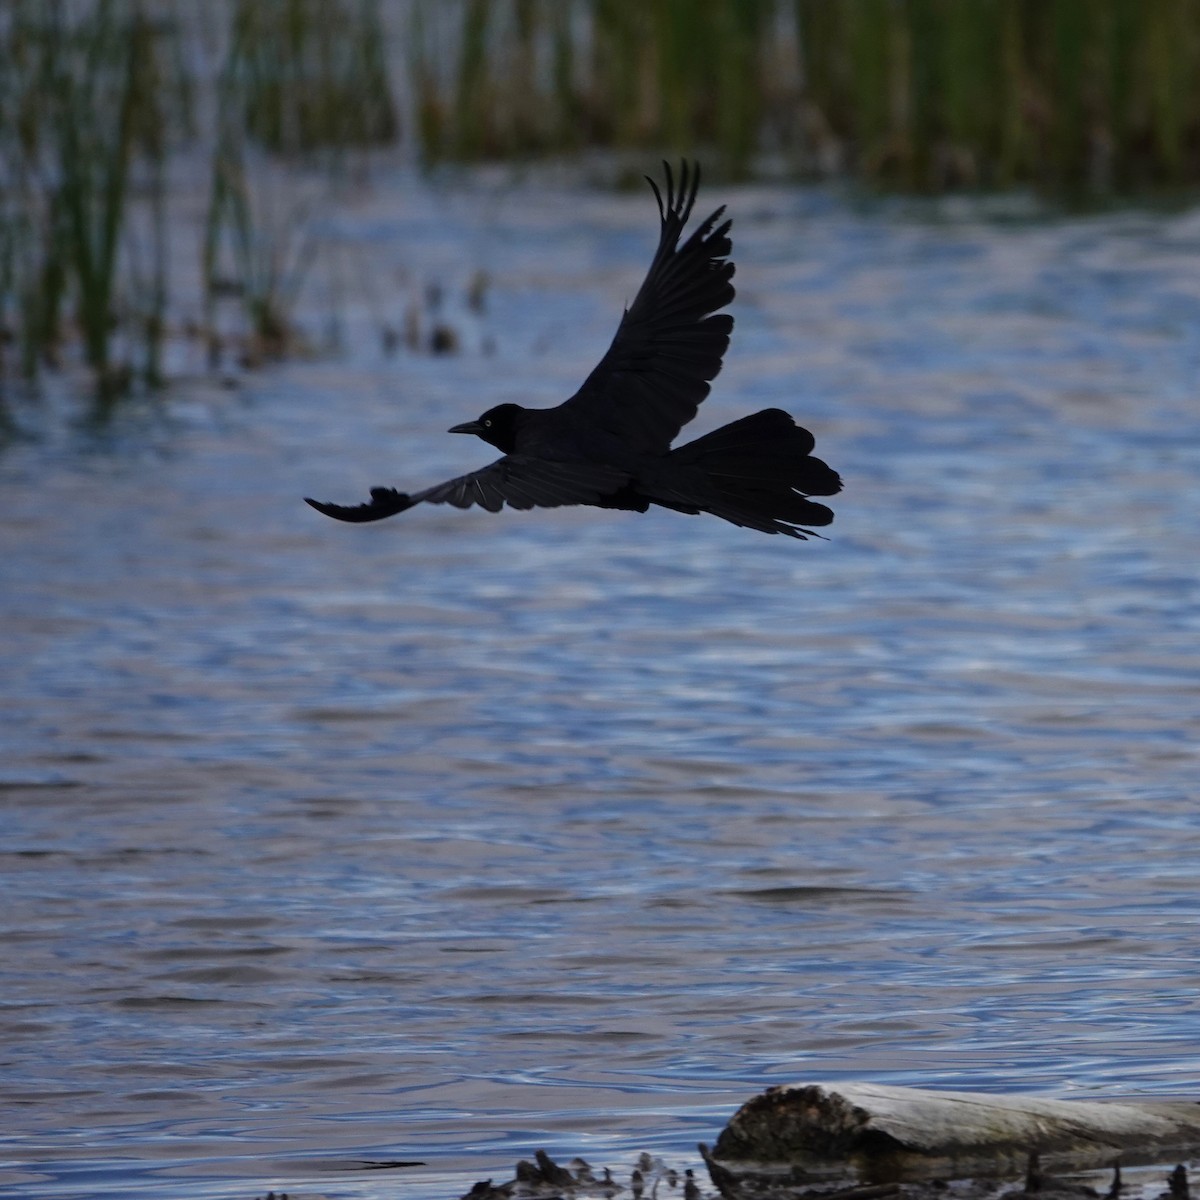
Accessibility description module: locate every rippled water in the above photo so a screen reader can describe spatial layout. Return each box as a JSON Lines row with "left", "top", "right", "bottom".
{"left": 2, "top": 175, "right": 1200, "bottom": 1198}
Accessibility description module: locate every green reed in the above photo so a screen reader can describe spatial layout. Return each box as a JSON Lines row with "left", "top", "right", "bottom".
{"left": 202, "top": 136, "right": 318, "bottom": 363}
{"left": 202, "top": 0, "right": 398, "bottom": 358}
{"left": 412, "top": 0, "right": 782, "bottom": 175}
{"left": 228, "top": 0, "right": 397, "bottom": 155}
{"left": 0, "top": 3, "right": 68, "bottom": 398}
{"left": 0, "top": 0, "right": 177, "bottom": 412}
{"left": 0, "top": 0, "right": 399, "bottom": 417}
{"left": 787, "top": 0, "right": 1200, "bottom": 192}
{"left": 412, "top": 0, "right": 1200, "bottom": 193}
{"left": 50, "top": 3, "right": 169, "bottom": 406}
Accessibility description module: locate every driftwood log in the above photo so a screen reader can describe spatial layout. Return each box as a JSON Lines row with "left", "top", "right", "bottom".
{"left": 702, "top": 1083, "right": 1200, "bottom": 1191}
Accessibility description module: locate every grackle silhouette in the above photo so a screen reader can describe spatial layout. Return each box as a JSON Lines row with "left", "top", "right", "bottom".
{"left": 305, "top": 162, "right": 841, "bottom": 538}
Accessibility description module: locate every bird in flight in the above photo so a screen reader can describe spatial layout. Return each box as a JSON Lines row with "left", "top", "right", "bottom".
{"left": 305, "top": 161, "right": 841, "bottom": 539}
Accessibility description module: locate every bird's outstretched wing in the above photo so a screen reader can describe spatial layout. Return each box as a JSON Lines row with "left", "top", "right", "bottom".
{"left": 305, "top": 456, "right": 630, "bottom": 523}
{"left": 304, "top": 487, "right": 418, "bottom": 523}
{"left": 561, "top": 160, "right": 735, "bottom": 456}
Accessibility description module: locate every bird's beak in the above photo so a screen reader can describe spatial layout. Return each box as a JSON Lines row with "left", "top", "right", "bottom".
{"left": 448, "top": 420, "right": 483, "bottom": 435}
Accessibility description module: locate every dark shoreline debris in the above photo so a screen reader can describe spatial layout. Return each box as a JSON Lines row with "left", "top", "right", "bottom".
{"left": 244, "top": 1148, "right": 1192, "bottom": 1200}
{"left": 460, "top": 1149, "right": 689, "bottom": 1200}
{"left": 454, "top": 1153, "right": 1193, "bottom": 1200}
{"left": 1166, "top": 1165, "right": 1190, "bottom": 1200}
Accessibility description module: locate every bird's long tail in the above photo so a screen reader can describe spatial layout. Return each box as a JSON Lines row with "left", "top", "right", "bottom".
{"left": 660, "top": 408, "right": 841, "bottom": 538}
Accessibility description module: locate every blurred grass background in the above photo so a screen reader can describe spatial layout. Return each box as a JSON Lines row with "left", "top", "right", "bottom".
{"left": 6, "top": 0, "right": 1200, "bottom": 414}
{"left": 413, "top": 0, "right": 1200, "bottom": 192}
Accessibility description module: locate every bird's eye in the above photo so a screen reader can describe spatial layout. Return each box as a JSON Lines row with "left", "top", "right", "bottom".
{"left": 484, "top": 418, "right": 492, "bottom": 427}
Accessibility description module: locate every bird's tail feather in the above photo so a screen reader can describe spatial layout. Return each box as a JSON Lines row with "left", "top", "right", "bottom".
{"left": 663, "top": 408, "right": 841, "bottom": 538}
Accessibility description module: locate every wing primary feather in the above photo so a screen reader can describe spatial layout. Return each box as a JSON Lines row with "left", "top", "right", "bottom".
{"left": 683, "top": 159, "right": 700, "bottom": 224}
{"left": 645, "top": 174, "right": 665, "bottom": 223}
{"left": 304, "top": 487, "right": 415, "bottom": 523}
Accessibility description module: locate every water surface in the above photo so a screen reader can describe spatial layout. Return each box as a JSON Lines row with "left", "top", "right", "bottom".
{"left": 2, "top": 176, "right": 1199, "bottom": 1198}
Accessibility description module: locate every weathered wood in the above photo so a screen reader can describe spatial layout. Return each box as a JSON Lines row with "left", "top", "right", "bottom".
{"left": 704, "top": 1082, "right": 1200, "bottom": 1189}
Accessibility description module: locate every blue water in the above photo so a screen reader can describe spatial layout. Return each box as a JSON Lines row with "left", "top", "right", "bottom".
{"left": 2, "top": 176, "right": 1199, "bottom": 1198}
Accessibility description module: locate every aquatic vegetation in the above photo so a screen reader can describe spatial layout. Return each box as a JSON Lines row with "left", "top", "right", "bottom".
{"left": 0, "top": 0, "right": 397, "bottom": 417}
{"left": 0, "top": 0, "right": 176, "bottom": 412}
{"left": 48, "top": 3, "right": 172, "bottom": 408}
{"left": 789, "top": 0, "right": 1200, "bottom": 193}
{"left": 410, "top": 0, "right": 784, "bottom": 175}
{"left": 5, "top": 0, "right": 1200, "bottom": 423}
{"left": 227, "top": 0, "right": 397, "bottom": 155}
{"left": 202, "top": 141, "right": 319, "bottom": 365}
{"left": 413, "top": 0, "right": 1200, "bottom": 193}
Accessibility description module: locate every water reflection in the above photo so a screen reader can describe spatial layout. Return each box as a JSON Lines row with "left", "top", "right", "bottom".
{"left": 1, "top": 178, "right": 1199, "bottom": 1197}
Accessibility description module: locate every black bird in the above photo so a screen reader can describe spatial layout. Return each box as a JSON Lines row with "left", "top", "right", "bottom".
{"left": 305, "top": 162, "right": 841, "bottom": 539}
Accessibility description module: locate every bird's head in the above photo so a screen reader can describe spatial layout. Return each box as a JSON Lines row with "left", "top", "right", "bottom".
{"left": 449, "top": 403, "right": 523, "bottom": 453}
